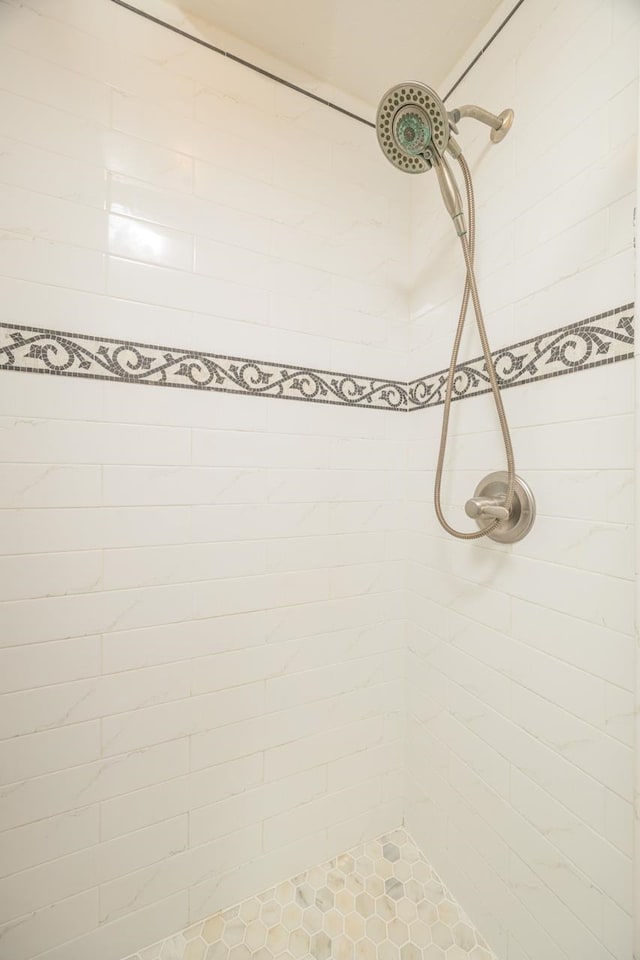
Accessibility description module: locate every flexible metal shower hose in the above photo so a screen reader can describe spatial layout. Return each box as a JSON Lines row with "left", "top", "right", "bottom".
{"left": 433, "top": 154, "right": 516, "bottom": 539}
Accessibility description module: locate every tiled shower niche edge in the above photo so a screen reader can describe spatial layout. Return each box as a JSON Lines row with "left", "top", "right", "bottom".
{"left": 0, "top": 304, "right": 633, "bottom": 413}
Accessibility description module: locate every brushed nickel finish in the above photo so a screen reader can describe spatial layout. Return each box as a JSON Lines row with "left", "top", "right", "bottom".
{"left": 447, "top": 104, "right": 515, "bottom": 143}
{"left": 375, "top": 81, "right": 519, "bottom": 543}
{"left": 376, "top": 82, "right": 450, "bottom": 174}
{"left": 490, "top": 108, "right": 514, "bottom": 143}
{"left": 466, "top": 471, "right": 536, "bottom": 543}
{"left": 465, "top": 496, "right": 509, "bottom": 521}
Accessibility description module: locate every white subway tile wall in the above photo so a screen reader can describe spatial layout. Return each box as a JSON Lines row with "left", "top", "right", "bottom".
{"left": 0, "top": 0, "right": 408, "bottom": 957}
{"left": 405, "top": 1, "right": 638, "bottom": 960}
{"left": 0, "top": 0, "right": 638, "bottom": 959}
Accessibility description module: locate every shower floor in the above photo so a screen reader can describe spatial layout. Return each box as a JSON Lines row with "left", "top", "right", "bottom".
{"left": 124, "top": 828, "right": 495, "bottom": 960}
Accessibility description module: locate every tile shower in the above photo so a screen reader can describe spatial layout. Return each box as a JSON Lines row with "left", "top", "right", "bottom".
{"left": 0, "top": 2, "right": 637, "bottom": 960}
{"left": 124, "top": 829, "right": 496, "bottom": 960}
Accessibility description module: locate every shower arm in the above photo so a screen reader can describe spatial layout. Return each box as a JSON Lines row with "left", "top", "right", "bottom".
{"left": 448, "top": 104, "right": 514, "bottom": 143}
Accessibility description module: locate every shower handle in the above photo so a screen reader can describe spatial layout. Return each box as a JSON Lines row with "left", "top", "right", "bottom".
{"left": 465, "top": 472, "right": 536, "bottom": 544}
{"left": 464, "top": 496, "right": 509, "bottom": 521}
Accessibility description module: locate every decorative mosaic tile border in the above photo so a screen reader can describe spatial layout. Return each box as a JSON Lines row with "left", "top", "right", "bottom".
{"left": 408, "top": 303, "right": 634, "bottom": 410}
{"left": 122, "top": 827, "right": 496, "bottom": 960}
{"left": 0, "top": 304, "right": 633, "bottom": 414}
{"left": 0, "top": 323, "right": 408, "bottom": 412}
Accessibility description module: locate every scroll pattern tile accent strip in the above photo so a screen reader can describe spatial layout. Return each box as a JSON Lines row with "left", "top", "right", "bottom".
{"left": 0, "top": 322, "right": 408, "bottom": 412}
{"left": 0, "top": 304, "right": 634, "bottom": 414}
{"left": 407, "top": 303, "right": 635, "bottom": 411}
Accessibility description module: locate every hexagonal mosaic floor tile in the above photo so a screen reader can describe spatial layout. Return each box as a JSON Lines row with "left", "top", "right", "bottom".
{"left": 123, "top": 828, "right": 496, "bottom": 960}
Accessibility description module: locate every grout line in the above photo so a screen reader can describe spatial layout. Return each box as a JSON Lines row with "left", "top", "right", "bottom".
{"left": 409, "top": 621, "right": 634, "bottom": 742}
{"left": 109, "top": 0, "right": 376, "bottom": 129}
{"left": 406, "top": 760, "right": 621, "bottom": 960}
{"left": 442, "top": 0, "right": 529, "bottom": 102}
{"left": 109, "top": 0, "right": 529, "bottom": 127}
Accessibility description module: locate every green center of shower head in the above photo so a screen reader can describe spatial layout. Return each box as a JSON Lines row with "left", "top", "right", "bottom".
{"left": 395, "top": 109, "right": 432, "bottom": 156}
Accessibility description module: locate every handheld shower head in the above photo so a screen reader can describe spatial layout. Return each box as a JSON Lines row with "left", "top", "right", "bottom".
{"left": 377, "top": 82, "right": 467, "bottom": 234}
{"left": 376, "top": 82, "right": 450, "bottom": 174}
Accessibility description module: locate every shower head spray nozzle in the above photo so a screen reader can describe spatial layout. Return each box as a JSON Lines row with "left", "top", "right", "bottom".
{"left": 376, "top": 82, "right": 450, "bottom": 174}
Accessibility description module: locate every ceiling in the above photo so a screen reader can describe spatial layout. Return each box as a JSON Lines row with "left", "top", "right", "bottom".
{"left": 170, "top": 0, "right": 506, "bottom": 106}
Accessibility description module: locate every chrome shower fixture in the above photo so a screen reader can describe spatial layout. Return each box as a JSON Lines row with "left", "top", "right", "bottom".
{"left": 376, "top": 81, "right": 534, "bottom": 544}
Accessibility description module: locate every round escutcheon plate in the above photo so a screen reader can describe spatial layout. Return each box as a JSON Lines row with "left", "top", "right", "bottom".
{"left": 471, "top": 471, "right": 536, "bottom": 543}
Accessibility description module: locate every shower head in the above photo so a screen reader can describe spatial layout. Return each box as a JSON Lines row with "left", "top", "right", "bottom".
{"left": 376, "top": 82, "right": 450, "bottom": 174}
{"left": 376, "top": 81, "right": 514, "bottom": 174}
{"left": 376, "top": 81, "right": 514, "bottom": 236}
{"left": 377, "top": 81, "right": 468, "bottom": 234}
